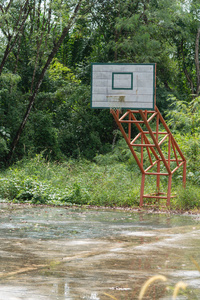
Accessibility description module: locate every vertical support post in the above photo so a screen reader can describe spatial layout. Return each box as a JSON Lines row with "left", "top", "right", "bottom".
{"left": 167, "top": 174, "right": 172, "bottom": 206}
{"left": 140, "top": 173, "right": 145, "bottom": 207}
{"left": 168, "top": 135, "right": 171, "bottom": 168}
{"left": 156, "top": 113, "right": 160, "bottom": 193}
{"left": 141, "top": 133, "right": 143, "bottom": 168}
{"left": 156, "top": 111, "right": 159, "bottom": 142}
{"left": 128, "top": 110, "right": 131, "bottom": 142}
{"left": 156, "top": 160, "right": 160, "bottom": 194}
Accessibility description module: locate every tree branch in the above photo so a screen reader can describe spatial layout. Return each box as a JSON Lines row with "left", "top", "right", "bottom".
{"left": 0, "top": 2, "right": 31, "bottom": 75}
{"left": 7, "top": 0, "right": 83, "bottom": 163}
{"left": 5, "top": 0, "right": 13, "bottom": 13}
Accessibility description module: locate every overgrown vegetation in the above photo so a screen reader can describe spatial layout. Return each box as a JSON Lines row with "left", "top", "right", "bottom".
{"left": 1, "top": 0, "right": 200, "bottom": 164}
{"left": 1, "top": 1, "right": 200, "bottom": 210}
{"left": 0, "top": 150, "right": 140, "bottom": 207}
{"left": 0, "top": 127, "right": 200, "bottom": 210}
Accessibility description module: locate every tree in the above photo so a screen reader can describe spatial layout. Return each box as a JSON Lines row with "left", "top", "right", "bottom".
{"left": 1, "top": 0, "right": 199, "bottom": 164}
{"left": 0, "top": 0, "right": 31, "bottom": 75}
{"left": 0, "top": 0, "right": 84, "bottom": 163}
{"left": 78, "top": 0, "right": 184, "bottom": 110}
{"left": 171, "top": 0, "right": 200, "bottom": 99}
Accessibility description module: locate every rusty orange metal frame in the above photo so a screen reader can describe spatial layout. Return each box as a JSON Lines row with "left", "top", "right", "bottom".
{"left": 110, "top": 106, "right": 186, "bottom": 206}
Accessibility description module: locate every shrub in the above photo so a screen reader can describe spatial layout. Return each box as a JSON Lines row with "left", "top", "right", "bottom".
{"left": 0, "top": 153, "right": 142, "bottom": 207}
{"left": 172, "top": 185, "right": 200, "bottom": 209}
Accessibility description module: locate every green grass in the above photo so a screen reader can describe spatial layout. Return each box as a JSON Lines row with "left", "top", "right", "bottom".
{"left": 0, "top": 151, "right": 199, "bottom": 210}
{"left": 0, "top": 153, "right": 142, "bottom": 207}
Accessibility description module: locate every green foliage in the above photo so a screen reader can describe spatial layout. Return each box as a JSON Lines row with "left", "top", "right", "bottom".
{"left": 0, "top": 0, "right": 200, "bottom": 168}
{"left": 167, "top": 96, "right": 200, "bottom": 134}
{"left": 94, "top": 137, "right": 138, "bottom": 171}
{"left": 0, "top": 72, "right": 21, "bottom": 91}
{"left": 0, "top": 153, "right": 141, "bottom": 207}
{"left": 0, "top": 137, "right": 9, "bottom": 162}
{"left": 172, "top": 185, "right": 200, "bottom": 210}
{"left": 161, "top": 94, "right": 200, "bottom": 209}
{"left": 0, "top": 144, "right": 200, "bottom": 210}
{"left": 51, "top": 83, "right": 113, "bottom": 159}
{"left": 48, "top": 59, "right": 80, "bottom": 84}
{"left": 28, "top": 112, "right": 62, "bottom": 160}
{"left": 166, "top": 96, "right": 200, "bottom": 180}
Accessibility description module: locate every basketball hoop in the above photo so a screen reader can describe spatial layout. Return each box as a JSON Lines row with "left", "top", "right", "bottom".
{"left": 91, "top": 63, "right": 186, "bottom": 207}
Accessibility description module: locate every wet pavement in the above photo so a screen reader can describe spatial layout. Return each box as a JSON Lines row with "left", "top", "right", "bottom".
{"left": 0, "top": 203, "right": 200, "bottom": 299}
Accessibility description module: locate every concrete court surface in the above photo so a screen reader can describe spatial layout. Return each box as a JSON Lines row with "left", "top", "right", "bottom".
{"left": 0, "top": 203, "right": 200, "bottom": 299}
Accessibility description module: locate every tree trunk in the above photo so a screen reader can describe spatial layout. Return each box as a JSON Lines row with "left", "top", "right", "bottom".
{"left": 6, "top": 0, "right": 83, "bottom": 164}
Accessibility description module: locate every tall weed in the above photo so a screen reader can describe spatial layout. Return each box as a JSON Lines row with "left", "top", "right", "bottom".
{"left": 0, "top": 153, "right": 142, "bottom": 207}
{"left": 172, "top": 185, "right": 200, "bottom": 209}
{"left": 0, "top": 148, "right": 194, "bottom": 209}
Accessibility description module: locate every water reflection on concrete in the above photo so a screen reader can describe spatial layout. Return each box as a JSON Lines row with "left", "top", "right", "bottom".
{"left": 0, "top": 203, "right": 200, "bottom": 299}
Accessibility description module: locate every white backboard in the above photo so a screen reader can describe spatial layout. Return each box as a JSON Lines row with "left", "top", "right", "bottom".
{"left": 91, "top": 63, "right": 156, "bottom": 109}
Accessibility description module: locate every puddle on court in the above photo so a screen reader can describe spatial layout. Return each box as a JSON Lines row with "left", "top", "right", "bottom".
{"left": 0, "top": 203, "right": 200, "bottom": 299}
